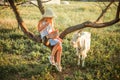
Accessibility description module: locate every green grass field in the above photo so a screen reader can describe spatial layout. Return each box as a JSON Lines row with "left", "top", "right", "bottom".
{"left": 0, "top": 1, "right": 120, "bottom": 80}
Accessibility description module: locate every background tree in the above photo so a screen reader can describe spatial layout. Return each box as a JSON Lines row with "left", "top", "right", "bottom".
{"left": 7, "top": 0, "right": 120, "bottom": 48}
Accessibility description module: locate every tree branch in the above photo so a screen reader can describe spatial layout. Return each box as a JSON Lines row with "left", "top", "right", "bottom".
{"left": 60, "top": 19, "right": 120, "bottom": 39}
{"left": 95, "top": 1, "right": 114, "bottom": 22}
{"left": 115, "top": 0, "right": 120, "bottom": 19}
{"left": 59, "top": 21, "right": 90, "bottom": 39}
{"left": 37, "top": 0, "right": 45, "bottom": 15}
{"left": 42, "top": 0, "right": 52, "bottom": 3}
{"left": 30, "top": 1, "right": 39, "bottom": 8}
{"left": 30, "top": 0, "right": 52, "bottom": 9}
{"left": 1, "top": 1, "right": 28, "bottom": 9}
{"left": 60, "top": 0, "right": 120, "bottom": 39}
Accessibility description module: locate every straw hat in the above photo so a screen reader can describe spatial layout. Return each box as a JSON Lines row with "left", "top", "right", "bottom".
{"left": 42, "top": 8, "right": 56, "bottom": 18}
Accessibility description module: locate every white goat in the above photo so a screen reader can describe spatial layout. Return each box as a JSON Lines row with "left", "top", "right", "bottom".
{"left": 71, "top": 31, "right": 91, "bottom": 67}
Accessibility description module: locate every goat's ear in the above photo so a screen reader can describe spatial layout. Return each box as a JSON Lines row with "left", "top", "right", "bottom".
{"left": 73, "top": 32, "right": 78, "bottom": 36}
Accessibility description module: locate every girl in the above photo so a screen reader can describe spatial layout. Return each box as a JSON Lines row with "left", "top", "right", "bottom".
{"left": 38, "top": 8, "right": 62, "bottom": 72}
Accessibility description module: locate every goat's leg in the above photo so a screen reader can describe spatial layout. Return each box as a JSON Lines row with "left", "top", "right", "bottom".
{"left": 76, "top": 48, "right": 80, "bottom": 65}
{"left": 81, "top": 56, "right": 85, "bottom": 67}
{"left": 77, "top": 54, "right": 80, "bottom": 65}
{"left": 76, "top": 48, "right": 79, "bottom": 56}
{"left": 81, "top": 51, "right": 87, "bottom": 67}
{"left": 82, "top": 59, "right": 85, "bottom": 67}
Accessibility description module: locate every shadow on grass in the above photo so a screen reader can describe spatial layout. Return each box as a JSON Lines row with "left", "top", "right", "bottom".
{"left": 0, "top": 65, "right": 18, "bottom": 80}
{"left": 0, "top": 63, "right": 56, "bottom": 80}
{"left": 0, "top": 28, "right": 27, "bottom": 40}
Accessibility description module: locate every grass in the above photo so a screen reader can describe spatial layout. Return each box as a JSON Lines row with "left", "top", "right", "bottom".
{"left": 0, "top": 1, "right": 120, "bottom": 80}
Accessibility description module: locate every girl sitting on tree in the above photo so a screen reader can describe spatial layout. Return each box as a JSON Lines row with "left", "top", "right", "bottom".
{"left": 38, "top": 8, "right": 62, "bottom": 72}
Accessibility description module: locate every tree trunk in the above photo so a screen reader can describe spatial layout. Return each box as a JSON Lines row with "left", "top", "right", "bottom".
{"left": 8, "top": 0, "right": 42, "bottom": 43}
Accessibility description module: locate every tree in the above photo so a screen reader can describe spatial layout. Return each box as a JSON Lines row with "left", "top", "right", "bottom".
{"left": 7, "top": 0, "right": 120, "bottom": 49}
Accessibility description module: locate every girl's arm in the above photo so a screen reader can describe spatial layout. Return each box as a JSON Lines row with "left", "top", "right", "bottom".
{"left": 38, "top": 20, "right": 49, "bottom": 32}
{"left": 49, "top": 21, "right": 55, "bottom": 32}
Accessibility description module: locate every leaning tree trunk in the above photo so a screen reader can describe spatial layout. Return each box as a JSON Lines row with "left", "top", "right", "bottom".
{"left": 8, "top": 0, "right": 42, "bottom": 43}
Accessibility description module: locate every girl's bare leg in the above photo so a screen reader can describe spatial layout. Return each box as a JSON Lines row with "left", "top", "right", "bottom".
{"left": 55, "top": 45, "right": 62, "bottom": 72}
{"left": 50, "top": 42, "right": 60, "bottom": 65}
{"left": 51, "top": 42, "right": 60, "bottom": 56}
{"left": 56, "top": 47, "right": 62, "bottom": 65}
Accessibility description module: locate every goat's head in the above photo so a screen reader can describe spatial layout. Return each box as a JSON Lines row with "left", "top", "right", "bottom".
{"left": 70, "top": 32, "right": 80, "bottom": 48}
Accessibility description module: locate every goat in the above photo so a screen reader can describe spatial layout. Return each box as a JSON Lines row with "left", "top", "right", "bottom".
{"left": 71, "top": 31, "right": 91, "bottom": 67}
